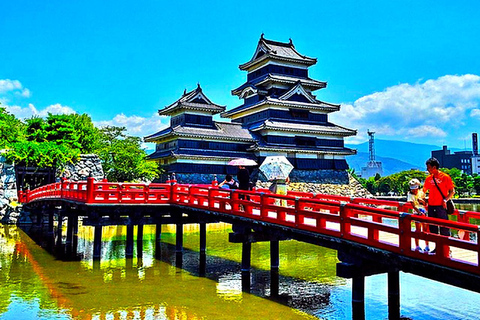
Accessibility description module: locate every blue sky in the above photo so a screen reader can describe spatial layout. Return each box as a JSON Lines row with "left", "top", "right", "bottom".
{"left": 1, "top": 1, "right": 479, "bottom": 149}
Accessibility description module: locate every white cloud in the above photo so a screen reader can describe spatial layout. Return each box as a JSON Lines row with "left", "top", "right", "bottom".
{"left": 6, "top": 103, "right": 76, "bottom": 119}
{"left": 472, "top": 109, "right": 480, "bottom": 118}
{"left": 0, "top": 79, "right": 22, "bottom": 93}
{"left": 95, "top": 112, "right": 169, "bottom": 138}
{"left": 0, "top": 79, "right": 31, "bottom": 98}
{"left": 331, "top": 74, "right": 480, "bottom": 145}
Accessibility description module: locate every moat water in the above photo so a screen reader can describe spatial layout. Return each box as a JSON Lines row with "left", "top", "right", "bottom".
{"left": 0, "top": 204, "right": 479, "bottom": 320}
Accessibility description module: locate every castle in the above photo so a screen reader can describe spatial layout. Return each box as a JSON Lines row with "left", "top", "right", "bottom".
{"left": 145, "top": 35, "right": 356, "bottom": 184}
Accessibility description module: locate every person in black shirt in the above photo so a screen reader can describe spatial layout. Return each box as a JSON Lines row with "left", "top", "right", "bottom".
{"left": 237, "top": 166, "right": 250, "bottom": 191}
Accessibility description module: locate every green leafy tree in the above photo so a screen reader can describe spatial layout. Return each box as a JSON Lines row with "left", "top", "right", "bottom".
{"left": 96, "top": 126, "right": 160, "bottom": 182}
{"left": 0, "top": 106, "right": 24, "bottom": 148}
{"left": 5, "top": 141, "right": 79, "bottom": 169}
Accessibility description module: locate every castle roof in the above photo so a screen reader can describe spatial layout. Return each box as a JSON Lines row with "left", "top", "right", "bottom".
{"left": 158, "top": 84, "right": 226, "bottom": 116}
{"left": 231, "top": 74, "right": 326, "bottom": 96}
{"left": 221, "top": 95, "right": 340, "bottom": 118}
{"left": 239, "top": 35, "right": 317, "bottom": 71}
{"left": 248, "top": 144, "right": 357, "bottom": 156}
{"left": 148, "top": 148, "right": 255, "bottom": 161}
{"left": 249, "top": 120, "right": 357, "bottom": 137}
{"left": 144, "top": 121, "right": 256, "bottom": 143}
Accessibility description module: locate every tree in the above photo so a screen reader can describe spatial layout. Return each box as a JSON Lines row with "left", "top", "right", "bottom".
{"left": 5, "top": 140, "right": 79, "bottom": 169}
{"left": 96, "top": 126, "right": 160, "bottom": 182}
{"left": 0, "top": 106, "right": 24, "bottom": 148}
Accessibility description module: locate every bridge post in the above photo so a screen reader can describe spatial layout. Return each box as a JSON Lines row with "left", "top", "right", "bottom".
{"left": 199, "top": 222, "right": 207, "bottom": 276}
{"left": 93, "top": 225, "right": 102, "bottom": 260}
{"left": 388, "top": 270, "right": 400, "bottom": 320}
{"left": 155, "top": 219, "right": 162, "bottom": 259}
{"left": 66, "top": 213, "right": 74, "bottom": 248}
{"left": 126, "top": 223, "right": 134, "bottom": 258}
{"left": 270, "top": 240, "right": 280, "bottom": 297}
{"left": 241, "top": 241, "right": 252, "bottom": 292}
{"left": 66, "top": 213, "right": 78, "bottom": 259}
{"left": 48, "top": 211, "right": 54, "bottom": 236}
{"left": 56, "top": 211, "right": 64, "bottom": 247}
{"left": 86, "top": 177, "right": 95, "bottom": 203}
{"left": 137, "top": 223, "right": 144, "bottom": 260}
{"left": 176, "top": 221, "right": 183, "bottom": 268}
{"left": 352, "top": 275, "right": 365, "bottom": 320}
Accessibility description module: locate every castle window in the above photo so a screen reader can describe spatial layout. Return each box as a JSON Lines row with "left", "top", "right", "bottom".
{"left": 290, "top": 109, "right": 309, "bottom": 119}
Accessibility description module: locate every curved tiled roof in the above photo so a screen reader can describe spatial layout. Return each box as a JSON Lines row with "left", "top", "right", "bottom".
{"left": 144, "top": 122, "right": 256, "bottom": 143}
{"left": 231, "top": 74, "right": 326, "bottom": 96}
{"left": 240, "top": 36, "right": 317, "bottom": 70}
{"left": 221, "top": 97, "right": 340, "bottom": 118}
{"left": 249, "top": 120, "right": 357, "bottom": 137}
{"left": 158, "top": 84, "right": 225, "bottom": 116}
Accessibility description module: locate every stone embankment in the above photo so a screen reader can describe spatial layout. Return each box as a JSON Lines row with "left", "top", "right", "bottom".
{"left": 62, "top": 154, "right": 104, "bottom": 181}
{"left": 256, "top": 174, "right": 373, "bottom": 198}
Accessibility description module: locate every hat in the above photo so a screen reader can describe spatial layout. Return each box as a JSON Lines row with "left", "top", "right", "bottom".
{"left": 409, "top": 178, "right": 421, "bottom": 189}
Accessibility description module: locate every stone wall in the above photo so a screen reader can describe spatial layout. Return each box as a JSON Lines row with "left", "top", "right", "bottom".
{"left": 256, "top": 173, "right": 372, "bottom": 198}
{"left": 62, "top": 154, "right": 104, "bottom": 181}
{"left": 0, "top": 154, "right": 21, "bottom": 224}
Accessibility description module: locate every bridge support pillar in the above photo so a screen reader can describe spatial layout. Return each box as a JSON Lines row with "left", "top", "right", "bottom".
{"left": 270, "top": 240, "right": 279, "bottom": 296}
{"left": 48, "top": 212, "right": 54, "bottom": 236}
{"left": 126, "top": 224, "right": 134, "bottom": 258}
{"left": 241, "top": 241, "right": 251, "bottom": 293}
{"left": 199, "top": 222, "right": 207, "bottom": 276}
{"left": 66, "top": 214, "right": 78, "bottom": 259}
{"left": 137, "top": 223, "right": 144, "bottom": 260}
{"left": 56, "top": 214, "right": 64, "bottom": 247}
{"left": 93, "top": 225, "right": 102, "bottom": 260}
{"left": 176, "top": 222, "right": 183, "bottom": 268}
{"left": 352, "top": 275, "right": 365, "bottom": 320}
{"left": 388, "top": 271, "right": 400, "bottom": 320}
{"left": 155, "top": 221, "right": 162, "bottom": 259}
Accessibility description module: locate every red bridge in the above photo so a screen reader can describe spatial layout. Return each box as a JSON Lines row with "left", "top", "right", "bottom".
{"left": 18, "top": 177, "right": 480, "bottom": 320}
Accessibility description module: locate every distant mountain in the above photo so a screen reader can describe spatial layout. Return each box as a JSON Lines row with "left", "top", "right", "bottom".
{"left": 346, "top": 139, "right": 463, "bottom": 176}
{"left": 347, "top": 152, "right": 421, "bottom": 176}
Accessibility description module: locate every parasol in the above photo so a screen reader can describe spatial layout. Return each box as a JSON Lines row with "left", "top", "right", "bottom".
{"left": 259, "top": 156, "right": 294, "bottom": 181}
{"left": 227, "top": 158, "right": 258, "bottom": 166}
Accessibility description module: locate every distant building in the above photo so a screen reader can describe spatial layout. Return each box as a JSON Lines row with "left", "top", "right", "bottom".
{"left": 145, "top": 35, "right": 357, "bottom": 183}
{"left": 431, "top": 133, "right": 480, "bottom": 175}
{"left": 472, "top": 133, "right": 479, "bottom": 175}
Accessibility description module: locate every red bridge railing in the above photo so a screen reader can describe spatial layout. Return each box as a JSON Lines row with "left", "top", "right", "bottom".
{"left": 18, "top": 178, "right": 480, "bottom": 275}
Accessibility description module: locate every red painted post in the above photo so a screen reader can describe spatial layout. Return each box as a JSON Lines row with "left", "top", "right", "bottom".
{"left": 144, "top": 184, "right": 150, "bottom": 203}
{"left": 86, "top": 177, "right": 95, "bottom": 203}
{"left": 60, "top": 178, "right": 66, "bottom": 199}
{"left": 458, "top": 212, "right": 470, "bottom": 241}
{"left": 339, "top": 203, "right": 351, "bottom": 239}
{"left": 398, "top": 212, "right": 412, "bottom": 255}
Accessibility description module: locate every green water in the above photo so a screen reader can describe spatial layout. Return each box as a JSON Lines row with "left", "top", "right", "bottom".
{"left": 1, "top": 204, "right": 480, "bottom": 319}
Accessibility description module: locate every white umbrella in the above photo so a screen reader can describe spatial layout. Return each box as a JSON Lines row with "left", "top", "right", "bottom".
{"left": 259, "top": 156, "right": 294, "bottom": 180}
{"left": 227, "top": 158, "right": 258, "bottom": 166}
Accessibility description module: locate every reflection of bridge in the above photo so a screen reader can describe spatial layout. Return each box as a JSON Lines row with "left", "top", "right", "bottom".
{"left": 20, "top": 178, "right": 480, "bottom": 320}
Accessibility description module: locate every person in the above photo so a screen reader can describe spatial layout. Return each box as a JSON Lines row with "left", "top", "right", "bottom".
{"left": 269, "top": 176, "right": 290, "bottom": 206}
{"left": 423, "top": 157, "right": 455, "bottom": 254}
{"left": 237, "top": 166, "right": 250, "bottom": 191}
{"left": 269, "top": 176, "right": 290, "bottom": 195}
{"left": 407, "top": 178, "right": 430, "bottom": 253}
{"left": 218, "top": 174, "right": 239, "bottom": 190}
